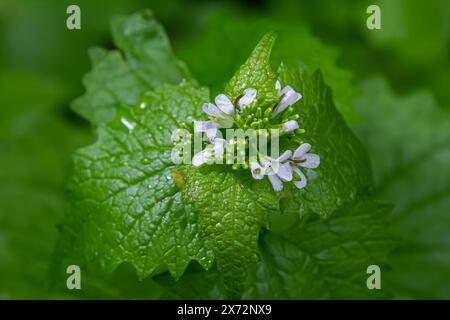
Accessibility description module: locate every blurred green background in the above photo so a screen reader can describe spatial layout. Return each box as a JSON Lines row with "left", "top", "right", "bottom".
{"left": 0, "top": 0, "right": 449, "bottom": 299}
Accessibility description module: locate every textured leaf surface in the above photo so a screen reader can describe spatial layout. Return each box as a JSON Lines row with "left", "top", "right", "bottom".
{"left": 152, "top": 200, "right": 395, "bottom": 299}
{"left": 72, "top": 10, "right": 193, "bottom": 124}
{"left": 183, "top": 167, "right": 277, "bottom": 298}
{"left": 278, "top": 67, "right": 372, "bottom": 218}
{"left": 179, "top": 35, "right": 374, "bottom": 297}
{"left": 224, "top": 31, "right": 278, "bottom": 107}
{"left": 110, "top": 10, "right": 194, "bottom": 88}
{"left": 53, "top": 83, "right": 214, "bottom": 280}
{"left": 179, "top": 33, "right": 284, "bottom": 298}
{"left": 56, "top": 11, "right": 383, "bottom": 299}
{"left": 354, "top": 78, "right": 450, "bottom": 299}
{"left": 245, "top": 200, "right": 395, "bottom": 299}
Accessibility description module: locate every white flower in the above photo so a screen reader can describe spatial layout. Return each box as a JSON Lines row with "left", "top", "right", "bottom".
{"left": 194, "top": 120, "right": 218, "bottom": 140}
{"left": 272, "top": 80, "right": 302, "bottom": 118}
{"left": 291, "top": 166, "right": 307, "bottom": 189}
{"left": 292, "top": 143, "right": 320, "bottom": 168}
{"left": 202, "top": 89, "right": 257, "bottom": 128}
{"left": 238, "top": 88, "right": 257, "bottom": 110}
{"left": 260, "top": 150, "right": 293, "bottom": 191}
{"left": 192, "top": 122, "right": 227, "bottom": 167}
{"left": 192, "top": 138, "right": 227, "bottom": 167}
{"left": 250, "top": 161, "right": 264, "bottom": 180}
{"left": 290, "top": 143, "right": 320, "bottom": 189}
{"left": 282, "top": 120, "right": 299, "bottom": 132}
{"left": 202, "top": 93, "right": 235, "bottom": 128}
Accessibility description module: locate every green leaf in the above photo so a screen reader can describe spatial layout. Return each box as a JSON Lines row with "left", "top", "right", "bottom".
{"left": 88, "top": 47, "right": 109, "bottom": 66}
{"left": 180, "top": 34, "right": 372, "bottom": 297}
{"left": 176, "top": 14, "right": 360, "bottom": 124}
{"left": 244, "top": 200, "right": 395, "bottom": 299}
{"left": 152, "top": 200, "right": 395, "bottom": 299}
{"left": 57, "top": 12, "right": 380, "bottom": 300}
{"left": 53, "top": 83, "right": 214, "bottom": 282}
{"left": 72, "top": 10, "right": 194, "bottom": 124}
{"left": 110, "top": 10, "right": 194, "bottom": 87}
{"left": 182, "top": 167, "right": 277, "bottom": 298}
{"left": 224, "top": 31, "right": 279, "bottom": 107}
{"left": 277, "top": 67, "right": 372, "bottom": 218}
{"left": 178, "top": 32, "right": 283, "bottom": 298}
{"left": 354, "top": 78, "right": 450, "bottom": 299}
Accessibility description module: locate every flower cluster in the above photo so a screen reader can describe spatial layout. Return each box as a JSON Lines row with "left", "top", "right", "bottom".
{"left": 249, "top": 143, "right": 320, "bottom": 191}
{"left": 191, "top": 80, "right": 320, "bottom": 191}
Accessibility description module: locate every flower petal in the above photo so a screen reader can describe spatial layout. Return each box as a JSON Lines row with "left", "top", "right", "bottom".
{"left": 272, "top": 86, "right": 302, "bottom": 118}
{"left": 277, "top": 162, "right": 293, "bottom": 181}
{"left": 206, "top": 129, "right": 217, "bottom": 140}
{"left": 290, "top": 91, "right": 302, "bottom": 105}
{"left": 282, "top": 88, "right": 302, "bottom": 108}
{"left": 238, "top": 88, "right": 257, "bottom": 108}
{"left": 275, "top": 80, "right": 282, "bottom": 95}
{"left": 282, "top": 120, "right": 299, "bottom": 132}
{"left": 278, "top": 150, "right": 293, "bottom": 162}
{"left": 271, "top": 103, "right": 288, "bottom": 118}
{"left": 268, "top": 174, "right": 283, "bottom": 192}
{"left": 250, "top": 162, "right": 264, "bottom": 180}
{"left": 299, "top": 153, "right": 320, "bottom": 169}
{"left": 202, "top": 103, "right": 223, "bottom": 118}
{"left": 192, "top": 148, "right": 213, "bottom": 167}
{"left": 259, "top": 156, "right": 271, "bottom": 170}
{"left": 292, "top": 166, "right": 307, "bottom": 189}
{"left": 281, "top": 85, "right": 301, "bottom": 98}
{"left": 293, "top": 143, "right": 311, "bottom": 159}
{"left": 215, "top": 94, "right": 234, "bottom": 115}
{"left": 194, "top": 120, "right": 216, "bottom": 132}
{"left": 194, "top": 121, "right": 218, "bottom": 140}
{"left": 213, "top": 138, "right": 227, "bottom": 158}
{"left": 280, "top": 85, "right": 294, "bottom": 96}
{"left": 215, "top": 116, "right": 234, "bottom": 128}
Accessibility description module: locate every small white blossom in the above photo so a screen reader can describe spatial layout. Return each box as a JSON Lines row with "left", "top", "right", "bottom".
{"left": 292, "top": 143, "right": 320, "bottom": 168}
{"left": 275, "top": 80, "right": 282, "bottom": 93}
{"left": 201, "top": 89, "right": 258, "bottom": 128}
{"left": 192, "top": 122, "right": 227, "bottom": 167}
{"left": 202, "top": 93, "right": 235, "bottom": 128}
{"left": 250, "top": 161, "right": 264, "bottom": 180}
{"left": 194, "top": 120, "right": 219, "bottom": 141}
{"left": 272, "top": 80, "right": 302, "bottom": 118}
{"left": 290, "top": 143, "right": 320, "bottom": 189}
{"left": 238, "top": 88, "right": 257, "bottom": 110}
{"left": 260, "top": 150, "right": 293, "bottom": 191}
{"left": 189, "top": 81, "right": 320, "bottom": 192}
{"left": 215, "top": 94, "right": 234, "bottom": 114}
{"left": 291, "top": 166, "right": 307, "bottom": 189}
{"left": 282, "top": 120, "right": 299, "bottom": 132}
{"left": 192, "top": 138, "right": 227, "bottom": 167}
